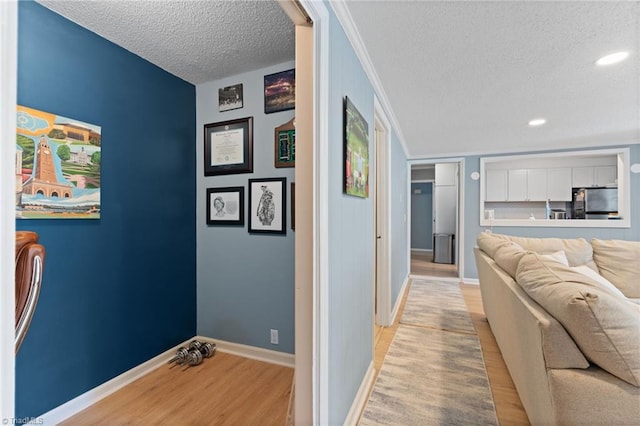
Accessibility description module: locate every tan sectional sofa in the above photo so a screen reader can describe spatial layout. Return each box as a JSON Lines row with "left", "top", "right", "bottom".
{"left": 474, "top": 232, "right": 640, "bottom": 425}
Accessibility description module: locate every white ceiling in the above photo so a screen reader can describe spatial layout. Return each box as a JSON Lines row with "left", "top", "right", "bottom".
{"left": 36, "top": 1, "right": 639, "bottom": 159}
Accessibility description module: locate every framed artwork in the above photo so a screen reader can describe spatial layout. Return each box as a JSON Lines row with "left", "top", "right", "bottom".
{"left": 343, "top": 97, "right": 370, "bottom": 198}
{"left": 274, "top": 117, "right": 295, "bottom": 168}
{"left": 204, "top": 117, "right": 253, "bottom": 176}
{"left": 291, "top": 182, "right": 295, "bottom": 231}
{"left": 206, "top": 186, "right": 244, "bottom": 226}
{"left": 218, "top": 83, "right": 243, "bottom": 112}
{"left": 264, "top": 69, "right": 295, "bottom": 114}
{"left": 15, "top": 105, "right": 102, "bottom": 219}
{"left": 248, "top": 177, "right": 286, "bottom": 234}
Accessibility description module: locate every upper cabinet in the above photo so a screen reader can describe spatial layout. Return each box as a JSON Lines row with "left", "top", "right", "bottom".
{"left": 507, "top": 168, "right": 547, "bottom": 201}
{"left": 479, "top": 148, "right": 630, "bottom": 228}
{"left": 547, "top": 168, "right": 572, "bottom": 201}
{"left": 572, "top": 165, "right": 617, "bottom": 187}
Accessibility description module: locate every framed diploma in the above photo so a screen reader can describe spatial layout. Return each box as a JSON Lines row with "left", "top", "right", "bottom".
{"left": 204, "top": 117, "right": 253, "bottom": 176}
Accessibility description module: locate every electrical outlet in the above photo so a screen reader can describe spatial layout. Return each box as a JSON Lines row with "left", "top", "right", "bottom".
{"left": 270, "top": 329, "right": 279, "bottom": 345}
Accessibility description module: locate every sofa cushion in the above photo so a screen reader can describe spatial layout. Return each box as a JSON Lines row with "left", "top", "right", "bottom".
{"left": 477, "top": 232, "right": 596, "bottom": 270}
{"left": 516, "top": 253, "right": 640, "bottom": 387}
{"left": 591, "top": 238, "right": 640, "bottom": 298}
{"left": 493, "top": 242, "right": 526, "bottom": 278}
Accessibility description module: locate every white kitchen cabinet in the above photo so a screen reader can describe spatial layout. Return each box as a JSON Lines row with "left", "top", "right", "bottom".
{"left": 573, "top": 166, "right": 617, "bottom": 187}
{"left": 485, "top": 169, "right": 508, "bottom": 201}
{"left": 594, "top": 166, "right": 617, "bottom": 186}
{"left": 547, "top": 168, "right": 572, "bottom": 201}
{"left": 507, "top": 168, "right": 547, "bottom": 201}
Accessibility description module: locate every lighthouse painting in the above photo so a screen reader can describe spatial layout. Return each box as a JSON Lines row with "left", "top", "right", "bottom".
{"left": 16, "top": 105, "right": 101, "bottom": 219}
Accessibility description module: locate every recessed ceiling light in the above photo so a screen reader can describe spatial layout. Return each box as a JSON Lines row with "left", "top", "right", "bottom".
{"left": 596, "top": 51, "right": 629, "bottom": 66}
{"left": 528, "top": 118, "right": 546, "bottom": 127}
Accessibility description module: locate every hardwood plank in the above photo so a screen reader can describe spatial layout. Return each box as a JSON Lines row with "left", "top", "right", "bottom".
{"left": 60, "top": 352, "right": 293, "bottom": 426}
{"left": 410, "top": 250, "right": 458, "bottom": 278}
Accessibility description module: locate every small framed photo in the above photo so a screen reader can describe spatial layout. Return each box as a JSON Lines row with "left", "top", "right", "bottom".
{"left": 219, "top": 83, "right": 243, "bottom": 112}
{"left": 206, "top": 187, "right": 244, "bottom": 226}
{"left": 204, "top": 117, "right": 253, "bottom": 176}
{"left": 275, "top": 117, "right": 295, "bottom": 168}
{"left": 264, "top": 69, "right": 295, "bottom": 114}
{"left": 343, "top": 96, "right": 370, "bottom": 198}
{"left": 249, "top": 177, "right": 286, "bottom": 234}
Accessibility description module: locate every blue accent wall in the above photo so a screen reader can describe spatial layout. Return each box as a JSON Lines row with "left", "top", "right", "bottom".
{"left": 411, "top": 182, "right": 433, "bottom": 250}
{"left": 462, "top": 144, "right": 640, "bottom": 279}
{"left": 16, "top": 2, "right": 196, "bottom": 417}
{"left": 195, "top": 63, "right": 295, "bottom": 353}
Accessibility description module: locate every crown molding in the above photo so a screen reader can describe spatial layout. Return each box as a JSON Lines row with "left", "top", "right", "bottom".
{"left": 330, "top": 1, "right": 410, "bottom": 158}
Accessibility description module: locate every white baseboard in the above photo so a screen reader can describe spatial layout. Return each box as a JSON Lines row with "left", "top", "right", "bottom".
{"left": 343, "top": 361, "right": 375, "bottom": 426}
{"left": 389, "top": 275, "right": 410, "bottom": 325}
{"left": 463, "top": 278, "right": 480, "bottom": 285}
{"left": 195, "top": 336, "right": 295, "bottom": 368}
{"left": 40, "top": 338, "right": 191, "bottom": 425}
{"left": 410, "top": 248, "right": 432, "bottom": 253}
{"left": 40, "top": 337, "right": 294, "bottom": 425}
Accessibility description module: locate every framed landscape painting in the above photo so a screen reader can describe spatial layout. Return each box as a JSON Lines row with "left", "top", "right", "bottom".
{"left": 343, "top": 97, "right": 369, "bottom": 198}
{"left": 264, "top": 69, "right": 295, "bottom": 114}
{"left": 15, "top": 105, "right": 101, "bottom": 219}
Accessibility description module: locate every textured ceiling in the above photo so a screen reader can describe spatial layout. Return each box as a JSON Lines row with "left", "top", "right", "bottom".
{"left": 36, "top": 1, "right": 639, "bottom": 158}
{"left": 37, "top": 0, "right": 295, "bottom": 85}
{"left": 344, "top": 1, "right": 640, "bottom": 158}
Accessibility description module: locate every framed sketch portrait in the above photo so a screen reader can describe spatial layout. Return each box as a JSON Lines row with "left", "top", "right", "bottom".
{"left": 206, "top": 186, "right": 244, "bottom": 226}
{"left": 248, "top": 178, "right": 286, "bottom": 234}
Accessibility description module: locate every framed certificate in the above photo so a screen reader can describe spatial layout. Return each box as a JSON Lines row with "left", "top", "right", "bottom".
{"left": 204, "top": 117, "right": 253, "bottom": 176}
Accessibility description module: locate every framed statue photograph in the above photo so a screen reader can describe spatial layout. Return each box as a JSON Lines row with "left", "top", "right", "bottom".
{"left": 248, "top": 177, "right": 286, "bottom": 234}
{"left": 204, "top": 117, "right": 253, "bottom": 176}
{"left": 206, "top": 186, "right": 244, "bottom": 226}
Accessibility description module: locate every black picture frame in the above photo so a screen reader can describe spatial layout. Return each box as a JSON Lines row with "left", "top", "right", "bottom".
{"left": 206, "top": 186, "right": 245, "bottom": 226}
{"left": 248, "top": 177, "right": 287, "bottom": 234}
{"left": 264, "top": 69, "right": 295, "bottom": 114}
{"left": 204, "top": 117, "right": 253, "bottom": 176}
{"left": 218, "top": 83, "right": 243, "bottom": 112}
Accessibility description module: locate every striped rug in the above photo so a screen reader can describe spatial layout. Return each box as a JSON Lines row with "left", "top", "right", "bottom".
{"left": 360, "top": 280, "right": 497, "bottom": 425}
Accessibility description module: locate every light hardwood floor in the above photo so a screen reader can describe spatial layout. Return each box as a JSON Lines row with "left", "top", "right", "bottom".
{"left": 60, "top": 351, "right": 293, "bottom": 425}
{"left": 410, "top": 250, "right": 458, "bottom": 279}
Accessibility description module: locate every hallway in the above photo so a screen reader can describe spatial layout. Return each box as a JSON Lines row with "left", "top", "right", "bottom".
{"left": 410, "top": 250, "right": 458, "bottom": 279}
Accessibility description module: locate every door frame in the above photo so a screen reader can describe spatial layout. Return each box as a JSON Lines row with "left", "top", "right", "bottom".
{"left": 1, "top": 1, "right": 17, "bottom": 420}
{"left": 408, "top": 158, "right": 466, "bottom": 279}
{"left": 373, "top": 96, "right": 392, "bottom": 327}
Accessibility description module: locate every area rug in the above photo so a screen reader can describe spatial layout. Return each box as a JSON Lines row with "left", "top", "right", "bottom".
{"left": 359, "top": 279, "right": 497, "bottom": 425}
{"left": 400, "top": 279, "right": 476, "bottom": 334}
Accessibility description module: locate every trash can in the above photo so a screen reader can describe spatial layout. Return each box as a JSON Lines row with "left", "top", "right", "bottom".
{"left": 433, "top": 233, "right": 454, "bottom": 264}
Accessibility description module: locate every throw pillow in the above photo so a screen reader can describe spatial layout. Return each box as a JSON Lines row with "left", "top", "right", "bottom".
{"left": 540, "top": 250, "right": 569, "bottom": 266}
{"left": 516, "top": 253, "right": 640, "bottom": 387}
{"left": 570, "top": 265, "right": 626, "bottom": 299}
{"left": 591, "top": 239, "right": 640, "bottom": 298}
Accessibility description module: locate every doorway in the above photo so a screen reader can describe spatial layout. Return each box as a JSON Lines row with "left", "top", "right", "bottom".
{"left": 409, "top": 161, "right": 463, "bottom": 280}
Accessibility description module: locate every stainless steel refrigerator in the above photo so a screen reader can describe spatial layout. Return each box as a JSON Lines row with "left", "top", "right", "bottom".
{"left": 572, "top": 187, "right": 618, "bottom": 219}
